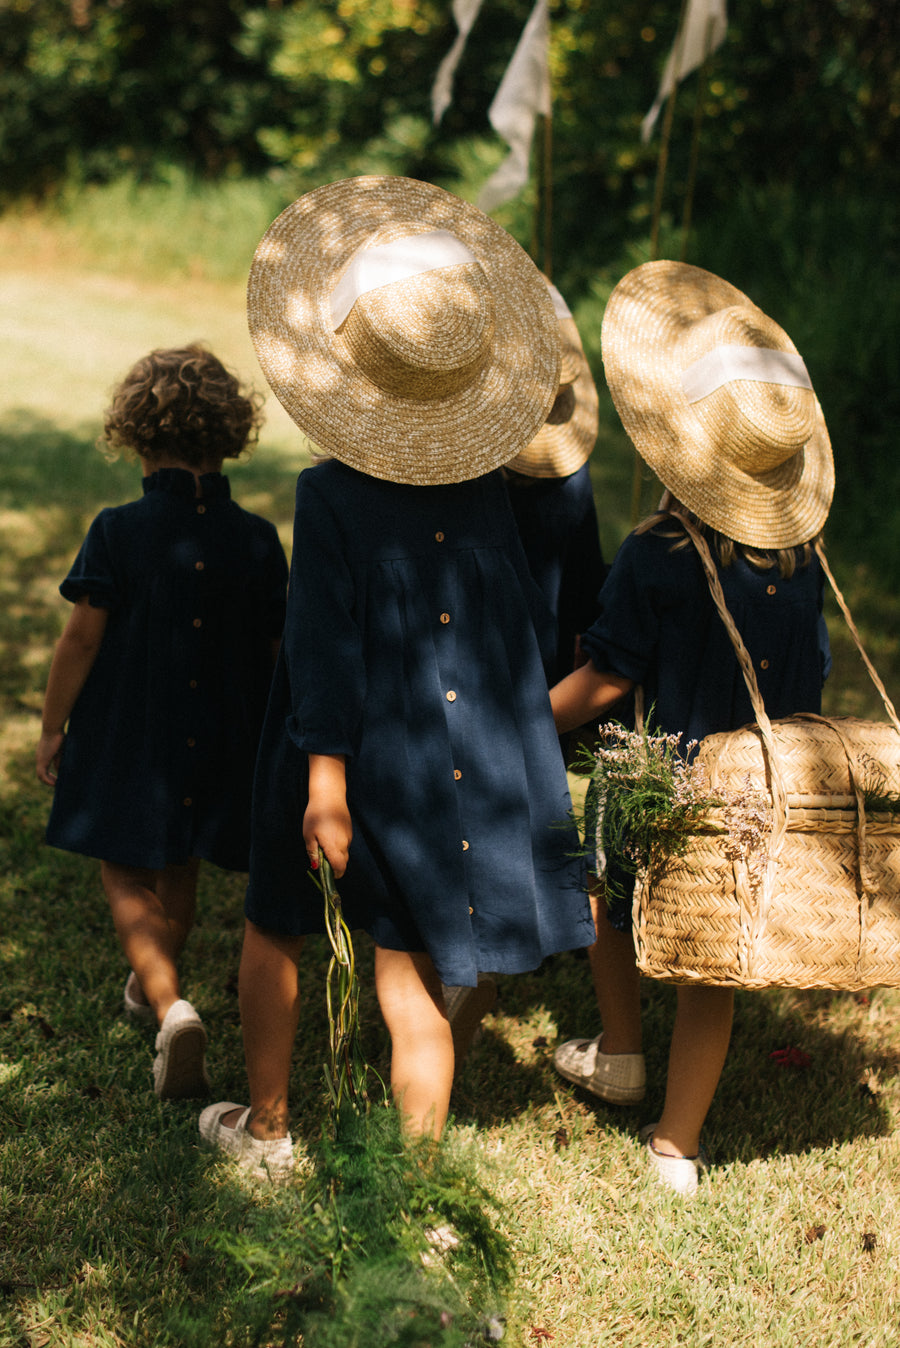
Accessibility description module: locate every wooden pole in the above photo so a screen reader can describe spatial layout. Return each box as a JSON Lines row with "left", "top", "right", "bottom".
{"left": 633, "top": 0, "right": 691, "bottom": 524}
{"left": 542, "top": 111, "right": 553, "bottom": 280}
{"left": 680, "top": 19, "right": 717, "bottom": 261}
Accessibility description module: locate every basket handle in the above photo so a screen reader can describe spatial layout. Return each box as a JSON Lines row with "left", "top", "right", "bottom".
{"left": 673, "top": 512, "right": 790, "bottom": 850}
{"left": 814, "top": 540, "right": 900, "bottom": 736}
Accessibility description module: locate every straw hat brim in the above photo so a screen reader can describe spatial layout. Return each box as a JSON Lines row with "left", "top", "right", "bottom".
{"left": 247, "top": 176, "right": 561, "bottom": 486}
{"left": 601, "top": 260, "right": 835, "bottom": 548}
{"left": 505, "top": 313, "right": 599, "bottom": 478}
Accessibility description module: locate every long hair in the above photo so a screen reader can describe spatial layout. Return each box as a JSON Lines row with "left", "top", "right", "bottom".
{"left": 635, "top": 496, "right": 819, "bottom": 580}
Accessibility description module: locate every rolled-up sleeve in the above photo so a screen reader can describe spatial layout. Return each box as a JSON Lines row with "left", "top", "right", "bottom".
{"left": 59, "top": 511, "right": 120, "bottom": 610}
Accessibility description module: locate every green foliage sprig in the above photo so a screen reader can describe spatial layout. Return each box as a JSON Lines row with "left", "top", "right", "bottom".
{"left": 308, "top": 849, "right": 378, "bottom": 1131}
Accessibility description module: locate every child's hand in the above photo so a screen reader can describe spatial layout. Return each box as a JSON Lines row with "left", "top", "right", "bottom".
{"left": 36, "top": 730, "right": 65, "bottom": 787}
{"left": 305, "top": 753, "right": 351, "bottom": 877}
{"left": 304, "top": 800, "right": 352, "bottom": 878}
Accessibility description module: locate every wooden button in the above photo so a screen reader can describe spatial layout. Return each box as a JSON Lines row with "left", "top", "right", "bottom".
{"left": 183, "top": 797, "right": 192, "bottom": 807}
{"left": 462, "top": 840, "right": 469, "bottom": 851}
{"left": 196, "top": 504, "right": 206, "bottom": 514}
{"left": 195, "top": 561, "right": 205, "bottom": 571}
{"left": 435, "top": 531, "right": 445, "bottom": 542}
{"left": 192, "top": 618, "right": 202, "bottom": 628}
{"left": 446, "top": 690, "right": 457, "bottom": 702}
{"left": 440, "top": 613, "right": 450, "bottom": 624}
{"left": 766, "top": 584, "right": 776, "bottom": 595}
{"left": 187, "top": 737, "right": 196, "bottom": 747}
{"left": 760, "top": 659, "right": 770, "bottom": 670}
{"left": 453, "top": 769, "right": 462, "bottom": 781}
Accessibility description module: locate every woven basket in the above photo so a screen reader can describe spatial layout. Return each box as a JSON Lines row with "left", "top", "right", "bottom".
{"left": 632, "top": 520, "right": 900, "bottom": 990}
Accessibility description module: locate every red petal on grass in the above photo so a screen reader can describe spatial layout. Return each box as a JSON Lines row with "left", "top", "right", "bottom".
{"left": 769, "top": 1046, "right": 811, "bottom": 1068}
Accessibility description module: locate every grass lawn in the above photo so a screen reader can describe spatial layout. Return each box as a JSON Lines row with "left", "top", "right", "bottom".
{"left": 2, "top": 207, "right": 900, "bottom": 1347}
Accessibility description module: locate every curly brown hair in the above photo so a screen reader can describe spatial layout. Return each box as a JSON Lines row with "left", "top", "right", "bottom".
{"left": 102, "top": 344, "right": 265, "bottom": 466}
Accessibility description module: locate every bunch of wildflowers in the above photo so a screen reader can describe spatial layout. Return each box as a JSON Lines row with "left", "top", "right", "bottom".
{"left": 586, "top": 720, "right": 771, "bottom": 904}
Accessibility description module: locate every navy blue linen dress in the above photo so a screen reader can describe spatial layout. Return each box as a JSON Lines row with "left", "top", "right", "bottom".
{"left": 245, "top": 460, "right": 593, "bottom": 987}
{"left": 503, "top": 462, "right": 607, "bottom": 683}
{"left": 581, "top": 525, "right": 831, "bottom": 928}
{"left": 45, "top": 469, "right": 288, "bottom": 871}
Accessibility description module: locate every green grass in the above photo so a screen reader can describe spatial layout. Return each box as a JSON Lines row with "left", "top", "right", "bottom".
{"left": 2, "top": 184, "right": 900, "bottom": 1346}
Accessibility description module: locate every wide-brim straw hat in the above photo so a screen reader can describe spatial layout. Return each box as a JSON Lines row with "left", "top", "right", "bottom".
{"left": 247, "top": 175, "right": 561, "bottom": 486}
{"left": 601, "top": 260, "right": 834, "bottom": 548}
{"left": 505, "top": 278, "right": 599, "bottom": 478}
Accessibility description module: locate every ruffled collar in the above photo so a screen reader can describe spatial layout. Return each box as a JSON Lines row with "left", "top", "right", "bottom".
{"left": 142, "top": 468, "right": 231, "bottom": 501}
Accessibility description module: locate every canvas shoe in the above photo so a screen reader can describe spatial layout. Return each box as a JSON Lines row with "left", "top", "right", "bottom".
{"left": 640, "top": 1123, "right": 709, "bottom": 1197}
{"left": 199, "top": 1102, "right": 295, "bottom": 1181}
{"left": 553, "top": 1035, "right": 646, "bottom": 1104}
{"left": 123, "top": 971, "right": 155, "bottom": 1025}
{"left": 152, "top": 999, "right": 210, "bottom": 1099}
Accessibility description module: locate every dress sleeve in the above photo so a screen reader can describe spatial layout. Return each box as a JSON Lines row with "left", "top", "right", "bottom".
{"left": 59, "top": 511, "right": 119, "bottom": 610}
{"left": 281, "top": 469, "right": 366, "bottom": 758}
{"left": 580, "top": 532, "right": 662, "bottom": 683}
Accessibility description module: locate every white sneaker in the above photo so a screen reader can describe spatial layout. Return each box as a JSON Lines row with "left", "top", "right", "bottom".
{"left": 152, "top": 999, "right": 210, "bottom": 1099}
{"left": 123, "top": 971, "right": 155, "bottom": 1025}
{"left": 640, "top": 1123, "right": 708, "bottom": 1197}
{"left": 554, "top": 1035, "right": 646, "bottom": 1104}
{"left": 199, "top": 1101, "right": 295, "bottom": 1181}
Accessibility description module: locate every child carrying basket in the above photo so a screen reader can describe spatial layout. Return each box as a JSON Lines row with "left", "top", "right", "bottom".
{"left": 549, "top": 259, "right": 837, "bottom": 1196}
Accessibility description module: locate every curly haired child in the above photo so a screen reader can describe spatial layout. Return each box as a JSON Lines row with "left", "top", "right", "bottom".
{"left": 37, "top": 344, "right": 288, "bottom": 1099}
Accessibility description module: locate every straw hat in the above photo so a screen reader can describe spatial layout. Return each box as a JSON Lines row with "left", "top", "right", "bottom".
{"left": 601, "top": 260, "right": 834, "bottom": 548}
{"left": 247, "top": 176, "right": 561, "bottom": 486}
{"left": 505, "top": 278, "right": 599, "bottom": 478}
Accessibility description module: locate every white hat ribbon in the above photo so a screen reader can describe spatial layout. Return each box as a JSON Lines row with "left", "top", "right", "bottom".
{"left": 330, "top": 229, "right": 478, "bottom": 329}
{"left": 681, "top": 344, "right": 813, "bottom": 404}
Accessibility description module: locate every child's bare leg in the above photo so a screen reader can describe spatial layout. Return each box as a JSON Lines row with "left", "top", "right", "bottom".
{"left": 225, "top": 919, "right": 304, "bottom": 1140}
{"left": 652, "top": 985, "right": 734, "bottom": 1158}
{"left": 587, "top": 878, "right": 642, "bottom": 1054}
{"left": 375, "top": 947, "right": 454, "bottom": 1139}
{"left": 101, "top": 859, "right": 199, "bottom": 1026}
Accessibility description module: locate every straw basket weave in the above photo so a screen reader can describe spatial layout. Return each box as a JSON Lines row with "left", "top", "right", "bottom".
{"left": 632, "top": 519, "right": 900, "bottom": 990}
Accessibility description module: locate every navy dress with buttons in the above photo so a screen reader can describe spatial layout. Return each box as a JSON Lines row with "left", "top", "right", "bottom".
{"left": 245, "top": 459, "right": 594, "bottom": 987}
{"left": 580, "top": 525, "right": 831, "bottom": 928}
{"left": 45, "top": 469, "right": 288, "bottom": 871}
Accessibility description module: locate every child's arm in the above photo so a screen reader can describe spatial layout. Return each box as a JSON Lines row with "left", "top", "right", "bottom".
{"left": 304, "top": 752, "right": 352, "bottom": 878}
{"left": 36, "top": 596, "right": 109, "bottom": 786}
{"left": 550, "top": 661, "right": 634, "bottom": 735}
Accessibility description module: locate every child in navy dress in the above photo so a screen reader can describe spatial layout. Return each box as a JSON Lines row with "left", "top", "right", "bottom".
{"left": 549, "top": 261, "right": 835, "bottom": 1195}
{"left": 36, "top": 345, "right": 288, "bottom": 1099}
{"left": 442, "top": 278, "right": 608, "bottom": 1064}
{"left": 199, "top": 176, "right": 594, "bottom": 1177}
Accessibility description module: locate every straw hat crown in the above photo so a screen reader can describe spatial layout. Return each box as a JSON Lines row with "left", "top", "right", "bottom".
{"left": 505, "top": 277, "right": 600, "bottom": 479}
{"left": 601, "top": 260, "right": 834, "bottom": 548}
{"left": 248, "top": 176, "right": 562, "bottom": 486}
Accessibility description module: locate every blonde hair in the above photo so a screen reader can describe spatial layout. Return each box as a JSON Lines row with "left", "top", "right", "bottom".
{"left": 636, "top": 497, "right": 820, "bottom": 580}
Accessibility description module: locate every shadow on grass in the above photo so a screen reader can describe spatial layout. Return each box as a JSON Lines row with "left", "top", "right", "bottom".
{"left": 450, "top": 953, "right": 898, "bottom": 1164}
{"left": 0, "top": 409, "right": 301, "bottom": 521}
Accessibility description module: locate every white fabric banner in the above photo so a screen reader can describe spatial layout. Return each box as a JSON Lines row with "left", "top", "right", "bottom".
{"left": 431, "top": 0, "right": 486, "bottom": 126}
{"left": 680, "top": 345, "right": 813, "bottom": 403}
{"left": 477, "top": 0, "right": 551, "bottom": 214}
{"left": 330, "top": 230, "right": 477, "bottom": 329}
{"left": 641, "top": 0, "right": 728, "bottom": 143}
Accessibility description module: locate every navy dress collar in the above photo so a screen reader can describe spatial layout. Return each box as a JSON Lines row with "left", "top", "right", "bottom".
{"left": 142, "top": 468, "right": 231, "bottom": 500}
